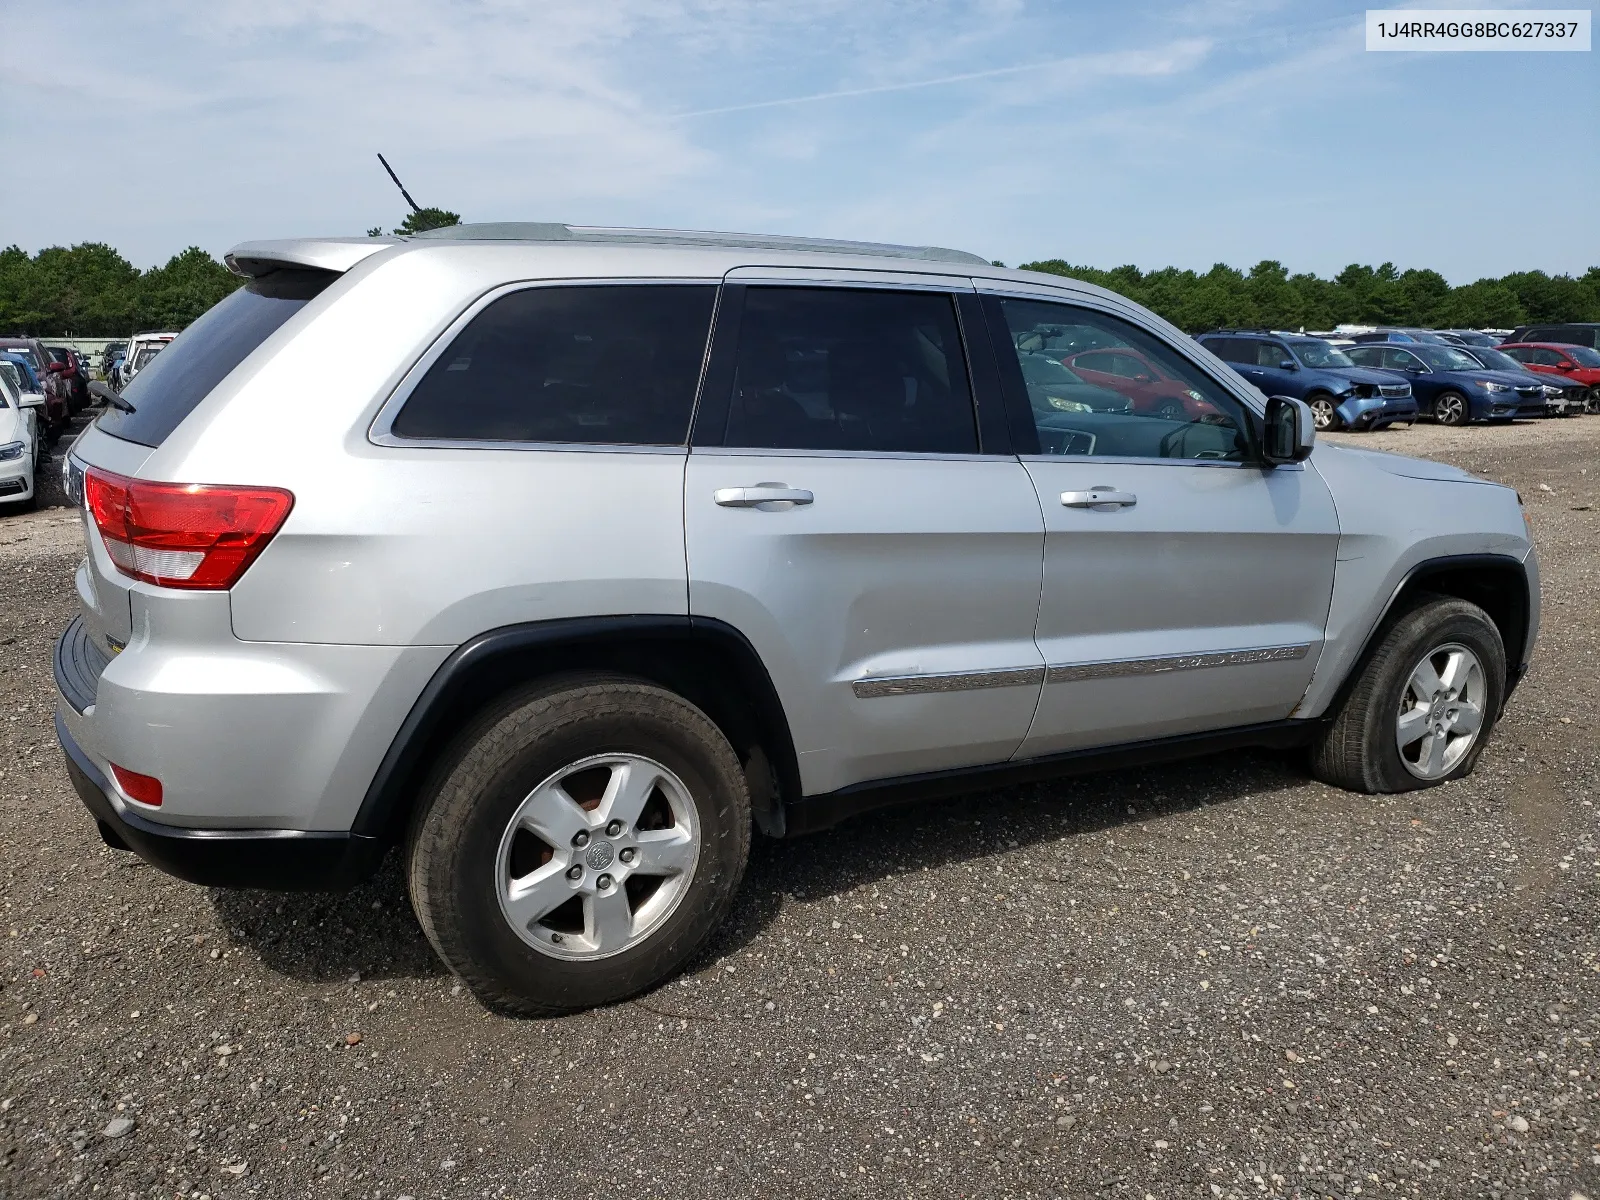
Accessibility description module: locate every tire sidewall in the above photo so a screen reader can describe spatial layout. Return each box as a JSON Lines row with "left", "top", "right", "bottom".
{"left": 414, "top": 684, "right": 749, "bottom": 1013}
{"left": 1360, "top": 602, "right": 1506, "bottom": 791}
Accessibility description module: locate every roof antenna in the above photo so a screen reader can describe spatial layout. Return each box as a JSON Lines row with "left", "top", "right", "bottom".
{"left": 377, "top": 153, "right": 423, "bottom": 214}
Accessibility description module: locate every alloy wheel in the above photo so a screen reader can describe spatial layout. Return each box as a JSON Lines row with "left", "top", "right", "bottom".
{"left": 1395, "top": 642, "right": 1486, "bottom": 780}
{"left": 495, "top": 753, "right": 701, "bottom": 959}
{"left": 1308, "top": 397, "right": 1335, "bottom": 429}
{"left": 1434, "top": 393, "right": 1466, "bottom": 425}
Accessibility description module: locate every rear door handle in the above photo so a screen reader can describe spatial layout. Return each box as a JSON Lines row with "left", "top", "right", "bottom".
{"left": 714, "top": 484, "right": 814, "bottom": 508}
{"left": 1061, "top": 488, "right": 1137, "bottom": 510}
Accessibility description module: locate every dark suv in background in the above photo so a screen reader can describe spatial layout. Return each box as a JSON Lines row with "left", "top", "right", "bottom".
{"left": 1196, "top": 330, "right": 1418, "bottom": 430}
{"left": 1505, "top": 323, "right": 1600, "bottom": 352}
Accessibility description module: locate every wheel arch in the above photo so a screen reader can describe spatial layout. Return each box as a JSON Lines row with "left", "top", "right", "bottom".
{"left": 351, "top": 616, "right": 802, "bottom": 844}
{"left": 1325, "top": 553, "right": 1532, "bottom": 716}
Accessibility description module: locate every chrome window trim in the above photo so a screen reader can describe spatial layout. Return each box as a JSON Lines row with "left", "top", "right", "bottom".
{"left": 691, "top": 445, "right": 998, "bottom": 464}
{"left": 1017, "top": 453, "right": 1300, "bottom": 471}
{"left": 1045, "top": 643, "right": 1310, "bottom": 684}
{"left": 852, "top": 666, "right": 1045, "bottom": 699}
{"left": 367, "top": 276, "right": 722, "bottom": 449}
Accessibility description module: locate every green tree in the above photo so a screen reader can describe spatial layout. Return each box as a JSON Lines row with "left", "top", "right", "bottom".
{"left": 392, "top": 207, "right": 461, "bottom": 236}
{"left": 139, "top": 247, "right": 244, "bottom": 330}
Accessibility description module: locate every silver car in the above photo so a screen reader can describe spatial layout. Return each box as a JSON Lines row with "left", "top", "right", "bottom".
{"left": 53, "top": 224, "right": 1539, "bottom": 1014}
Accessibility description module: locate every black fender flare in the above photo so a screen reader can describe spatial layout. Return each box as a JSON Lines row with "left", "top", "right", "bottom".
{"left": 350, "top": 615, "right": 800, "bottom": 842}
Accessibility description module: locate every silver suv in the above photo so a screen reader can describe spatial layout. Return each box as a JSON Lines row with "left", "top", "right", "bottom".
{"left": 53, "top": 224, "right": 1539, "bottom": 1015}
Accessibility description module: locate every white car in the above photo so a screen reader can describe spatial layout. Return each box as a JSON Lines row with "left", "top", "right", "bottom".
{"left": 0, "top": 361, "right": 43, "bottom": 509}
{"left": 117, "top": 332, "right": 178, "bottom": 388}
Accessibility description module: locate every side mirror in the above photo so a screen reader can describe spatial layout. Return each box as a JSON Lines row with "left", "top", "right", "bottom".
{"left": 45, "top": 361, "right": 65, "bottom": 373}
{"left": 1279, "top": 359, "right": 1298, "bottom": 371}
{"left": 18, "top": 393, "right": 44, "bottom": 410}
{"left": 1557, "top": 362, "right": 1575, "bottom": 370}
{"left": 1263, "top": 395, "right": 1315, "bottom": 464}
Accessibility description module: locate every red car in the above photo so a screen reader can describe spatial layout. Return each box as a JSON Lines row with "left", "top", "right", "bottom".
{"left": 1497, "top": 342, "right": 1600, "bottom": 413}
{"left": 1058, "top": 346, "right": 1221, "bottom": 421}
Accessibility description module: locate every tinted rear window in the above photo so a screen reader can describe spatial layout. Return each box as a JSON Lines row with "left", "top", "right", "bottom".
{"left": 96, "top": 270, "right": 333, "bottom": 447}
{"left": 390, "top": 284, "right": 716, "bottom": 445}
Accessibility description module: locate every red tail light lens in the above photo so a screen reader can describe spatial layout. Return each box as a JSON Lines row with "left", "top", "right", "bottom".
{"left": 110, "top": 763, "right": 163, "bottom": 807}
{"left": 84, "top": 468, "right": 293, "bottom": 590}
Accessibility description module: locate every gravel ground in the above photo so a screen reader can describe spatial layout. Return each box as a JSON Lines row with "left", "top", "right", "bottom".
{"left": 1, "top": 413, "right": 1596, "bottom": 1200}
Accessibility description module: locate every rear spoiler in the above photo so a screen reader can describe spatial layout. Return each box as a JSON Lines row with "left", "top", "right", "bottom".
{"left": 223, "top": 237, "right": 400, "bottom": 279}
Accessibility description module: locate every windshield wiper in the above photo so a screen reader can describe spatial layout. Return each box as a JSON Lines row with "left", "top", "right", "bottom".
{"left": 89, "top": 381, "right": 135, "bottom": 414}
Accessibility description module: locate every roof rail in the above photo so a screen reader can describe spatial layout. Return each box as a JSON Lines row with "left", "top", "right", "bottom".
{"left": 408, "top": 222, "right": 992, "bottom": 266}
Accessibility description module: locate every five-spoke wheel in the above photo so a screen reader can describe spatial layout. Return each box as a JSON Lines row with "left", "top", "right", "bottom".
{"left": 408, "top": 675, "right": 750, "bottom": 1016}
{"left": 497, "top": 753, "right": 700, "bottom": 959}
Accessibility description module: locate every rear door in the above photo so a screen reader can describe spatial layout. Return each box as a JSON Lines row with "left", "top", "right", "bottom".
{"left": 983, "top": 290, "right": 1339, "bottom": 756}
{"left": 685, "top": 273, "right": 1045, "bottom": 796}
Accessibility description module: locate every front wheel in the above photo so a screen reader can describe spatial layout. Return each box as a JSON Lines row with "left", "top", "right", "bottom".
{"left": 1310, "top": 595, "right": 1505, "bottom": 793}
{"left": 408, "top": 675, "right": 752, "bottom": 1016}
{"left": 1154, "top": 399, "right": 1186, "bottom": 422}
{"left": 1432, "top": 391, "right": 1469, "bottom": 426}
{"left": 1306, "top": 393, "right": 1341, "bottom": 431}
{"left": 1587, "top": 387, "right": 1600, "bottom": 415}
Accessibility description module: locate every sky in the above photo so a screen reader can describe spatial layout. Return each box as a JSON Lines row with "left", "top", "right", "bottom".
{"left": 4, "top": 0, "right": 1596, "bottom": 282}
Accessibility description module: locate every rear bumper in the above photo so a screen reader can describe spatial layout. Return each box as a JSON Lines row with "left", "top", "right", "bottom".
{"left": 55, "top": 710, "right": 385, "bottom": 891}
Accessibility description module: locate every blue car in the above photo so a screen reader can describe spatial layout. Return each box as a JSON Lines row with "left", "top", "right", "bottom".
{"left": 1343, "top": 343, "right": 1547, "bottom": 425}
{"left": 1196, "top": 330, "right": 1419, "bottom": 431}
{"left": 0, "top": 353, "right": 43, "bottom": 396}
{"left": 1458, "top": 345, "right": 1573, "bottom": 415}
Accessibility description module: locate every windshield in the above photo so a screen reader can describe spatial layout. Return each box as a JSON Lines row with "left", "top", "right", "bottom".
{"left": 1290, "top": 340, "right": 1354, "bottom": 369}
{"left": 1468, "top": 348, "right": 1525, "bottom": 372}
{"left": 0, "top": 355, "right": 38, "bottom": 390}
{"left": 1416, "top": 346, "right": 1483, "bottom": 372}
{"left": 1449, "top": 331, "right": 1494, "bottom": 346}
{"left": 0, "top": 346, "right": 41, "bottom": 372}
{"left": 1566, "top": 346, "right": 1600, "bottom": 367}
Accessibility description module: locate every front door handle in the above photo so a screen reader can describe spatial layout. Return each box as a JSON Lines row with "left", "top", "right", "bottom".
{"left": 714, "top": 483, "right": 814, "bottom": 509}
{"left": 1061, "top": 488, "right": 1137, "bottom": 510}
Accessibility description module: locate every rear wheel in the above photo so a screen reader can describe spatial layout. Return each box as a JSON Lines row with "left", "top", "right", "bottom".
{"left": 1432, "top": 391, "right": 1469, "bottom": 426}
{"left": 1306, "top": 393, "right": 1341, "bottom": 431}
{"left": 1310, "top": 595, "right": 1505, "bottom": 793}
{"left": 407, "top": 675, "right": 751, "bottom": 1016}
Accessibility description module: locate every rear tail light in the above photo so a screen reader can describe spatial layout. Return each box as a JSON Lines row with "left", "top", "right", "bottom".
{"left": 84, "top": 467, "right": 293, "bottom": 590}
{"left": 110, "top": 763, "right": 163, "bottom": 807}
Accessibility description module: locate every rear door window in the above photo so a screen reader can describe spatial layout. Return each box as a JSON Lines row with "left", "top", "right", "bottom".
{"left": 720, "top": 287, "right": 978, "bottom": 454}
{"left": 97, "top": 271, "right": 332, "bottom": 447}
{"left": 391, "top": 284, "right": 716, "bottom": 445}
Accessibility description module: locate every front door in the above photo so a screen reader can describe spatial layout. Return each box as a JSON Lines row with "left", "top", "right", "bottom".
{"left": 685, "top": 279, "right": 1045, "bottom": 796}
{"left": 982, "top": 292, "right": 1340, "bottom": 757}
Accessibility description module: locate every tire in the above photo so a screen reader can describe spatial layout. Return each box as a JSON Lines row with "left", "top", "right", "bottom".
{"left": 1310, "top": 595, "right": 1505, "bottom": 794}
{"left": 1587, "top": 387, "right": 1600, "bottom": 416}
{"left": 1432, "top": 391, "right": 1469, "bottom": 426}
{"left": 1154, "top": 399, "right": 1186, "bottom": 422}
{"left": 1306, "top": 393, "right": 1341, "bottom": 431}
{"left": 407, "top": 674, "right": 751, "bottom": 1017}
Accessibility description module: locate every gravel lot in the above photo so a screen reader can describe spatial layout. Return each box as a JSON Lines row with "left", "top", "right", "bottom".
{"left": 2, "top": 414, "right": 1597, "bottom": 1200}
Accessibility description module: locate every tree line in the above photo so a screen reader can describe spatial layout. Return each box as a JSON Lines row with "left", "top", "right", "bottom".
{"left": 1017, "top": 258, "right": 1600, "bottom": 333}
{"left": 0, "top": 209, "right": 463, "bottom": 339}
{"left": 3, "top": 238, "right": 1598, "bottom": 337}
